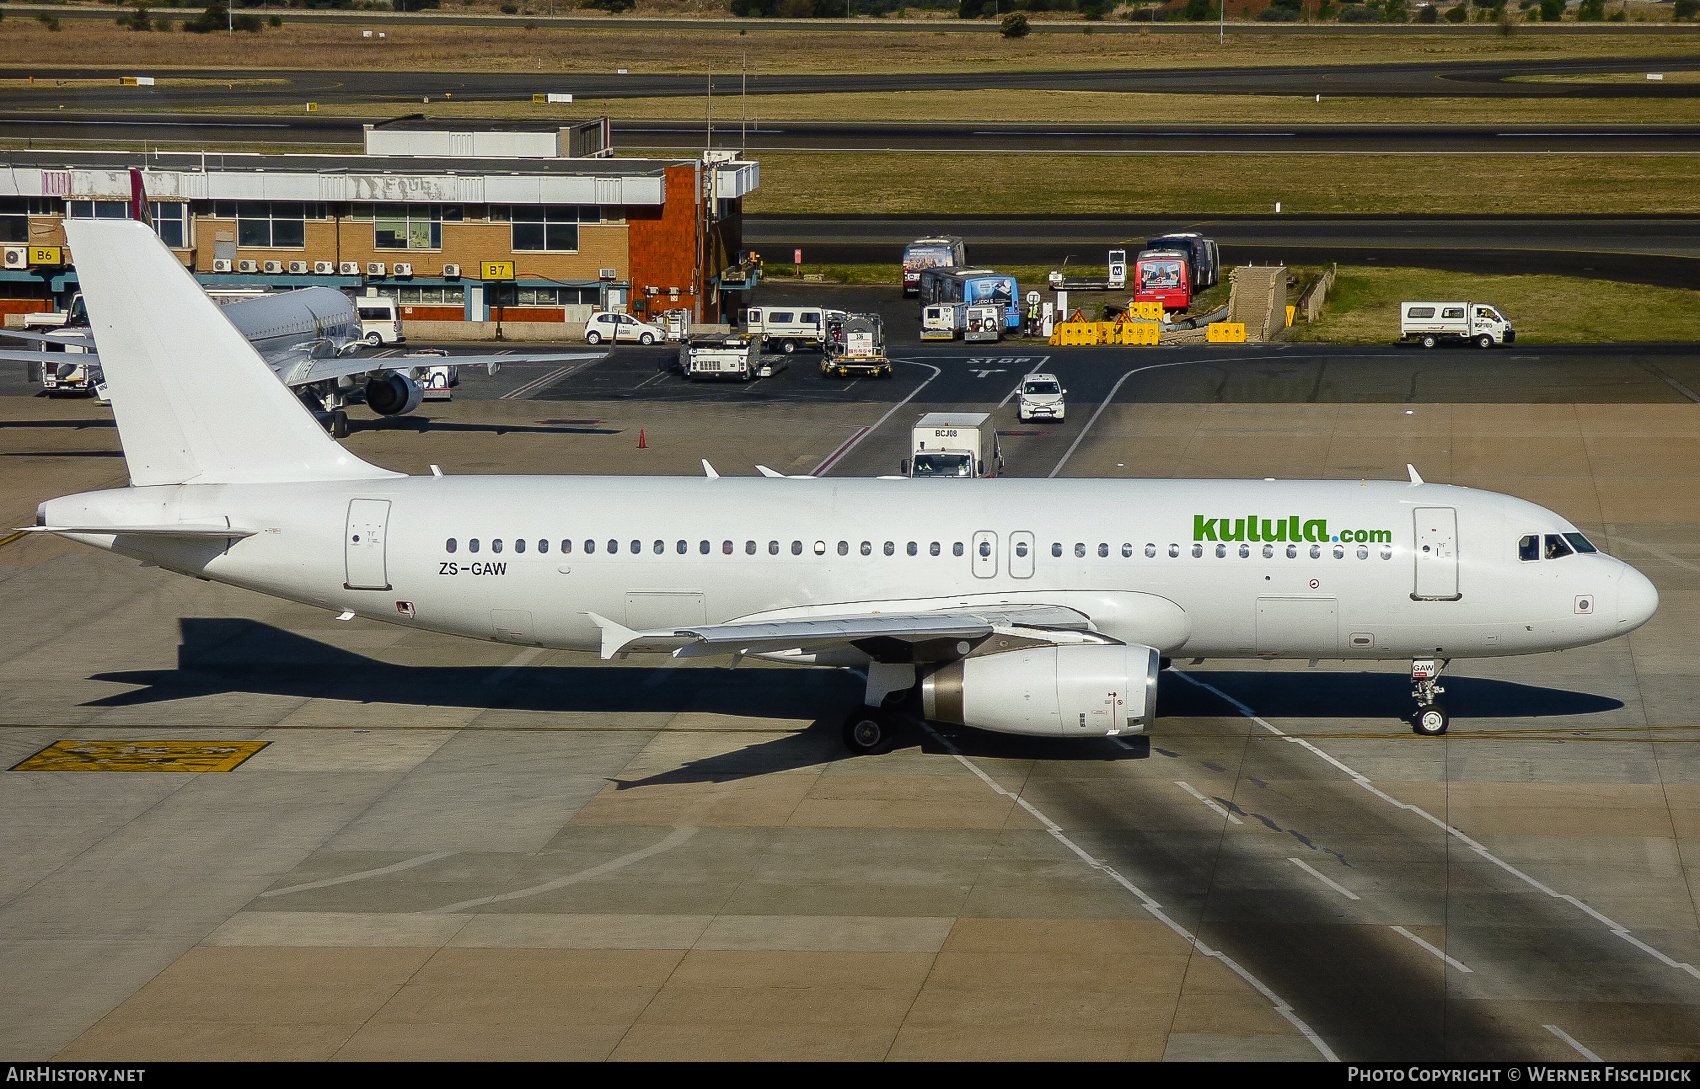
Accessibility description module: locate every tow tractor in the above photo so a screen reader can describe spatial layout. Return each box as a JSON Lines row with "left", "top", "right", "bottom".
{"left": 821, "top": 313, "right": 892, "bottom": 379}
{"left": 685, "top": 333, "right": 784, "bottom": 382}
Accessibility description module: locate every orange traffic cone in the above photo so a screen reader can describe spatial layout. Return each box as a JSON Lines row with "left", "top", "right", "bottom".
{"left": 637, "top": 429, "right": 647, "bottom": 449}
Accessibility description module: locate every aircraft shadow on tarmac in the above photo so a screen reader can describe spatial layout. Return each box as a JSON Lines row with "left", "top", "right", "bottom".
{"left": 352, "top": 415, "right": 622, "bottom": 437}
{"left": 83, "top": 619, "right": 1621, "bottom": 786}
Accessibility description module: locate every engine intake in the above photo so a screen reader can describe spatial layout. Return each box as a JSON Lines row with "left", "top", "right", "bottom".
{"left": 922, "top": 643, "right": 1160, "bottom": 738}
{"left": 364, "top": 371, "right": 423, "bottom": 416}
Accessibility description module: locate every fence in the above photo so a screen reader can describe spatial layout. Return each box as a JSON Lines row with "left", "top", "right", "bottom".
{"left": 1296, "top": 263, "right": 1338, "bottom": 323}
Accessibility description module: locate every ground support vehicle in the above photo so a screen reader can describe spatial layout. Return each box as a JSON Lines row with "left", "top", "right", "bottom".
{"left": 963, "top": 305, "right": 1005, "bottom": 343}
{"left": 584, "top": 311, "right": 665, "bottom": 345}
{"left": 920, "top": 303, "right": 960, "bottom": 341}
{"left": 744, "top": 305, "right": 844, "bottom": 354}
{"left": 355, "top": 294, "right": 404, "bottom": 346}
{"left": 685, "top": 334, "right": 762, "bottom": 382}
{"left": 1016, "top": 373, "right": 1066, "bottom": 422}
{"left": 32, "top": 330, "right": 101, "bottom": 395}
{"left": 1400, "top": 301, "right": 1515, "bottom": 348}
{"left": 1134, "top": 249, "right": 1193, "bottom": 312}
{"left": 902, "top": 236, "right": 966, "bottom": 296}
{"left": 902, "top": 412, "right": 1002, "bottom": 478}
{"left": 918, "top": 268, "right": 1021, "bottom": 331}
{"left": 1147, "top": 233, "right": 1220, "bottom": 290}
{"left": 405, "top": 349, "right": 455, "bottom": 401}
{"left": 822, "top": 313, "right": 891, "bottom": 379}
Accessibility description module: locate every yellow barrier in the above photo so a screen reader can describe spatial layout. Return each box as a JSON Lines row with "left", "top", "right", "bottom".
{"left": 1048, "top": 322, "right": 1100, "bottom": 346}
{"left": 1109, "top": 322, "right": 1162, "bottom": 346}
{"left": 1125, "top": 301, "right": 1164, "bottom": 321}
{"left": 1286, "top": 305, "right": 1295, "bottom": 328}
{"left": 1207, "top": 322, "right": 1247, "bottom": 343}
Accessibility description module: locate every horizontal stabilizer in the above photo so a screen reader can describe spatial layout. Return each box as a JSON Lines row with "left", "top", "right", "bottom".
{"left": 27, "top": 523, "right": 256, "bottom": 539}
{"left": 0, "top": 348, "right": 102, "bottom": 367}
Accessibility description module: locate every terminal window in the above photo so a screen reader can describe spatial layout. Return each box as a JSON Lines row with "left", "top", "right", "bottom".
{"left": 0, "top": 198, "right": 56, "bottom": 244}
{"left": 65, "top": 200, "right": 187, "bottom": 248}
{"left": 210, "top": 201, "right": 323, "bottom": 249}
{"left": 372, "top": 204, "right": 460, "bottom": 251}
{"left": 500, "top": 205, "right": 601, "bottom": 253}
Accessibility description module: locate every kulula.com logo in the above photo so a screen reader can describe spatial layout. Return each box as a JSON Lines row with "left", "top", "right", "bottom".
{"left": 1193, "top": 515, "right": 1392, "bottom": 545}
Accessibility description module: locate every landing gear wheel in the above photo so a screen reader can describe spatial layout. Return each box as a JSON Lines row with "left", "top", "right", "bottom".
{"left": 1412, "top": 704, "right": 1449, "bottom": 737}
{"left": 1475, "top": 334, "right": 1494, "bottom": 349}
{"left": 1420, "top": 334, "right": 1438, "bottom": 349}
{"left": 331, "top": 410, "right": 350, "bottom": 439}
{"left": 842, "top": 708, "right": 898, "bottom": 755}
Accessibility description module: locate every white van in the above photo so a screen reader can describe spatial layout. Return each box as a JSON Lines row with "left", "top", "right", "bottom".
{"left": 356, "top": 296, "right": 404, "bottom": 346}
{"left": 744, "top": 305, "right": 843, "bottom": 354}
{"left": 1016, "top": 373, "right": 1066, "bottom": 422}
{"left": 584, "top": 311, "right": 664, "bottom": 345}
{"left": 1400, "top": 301, "right": 1514, "bottom": 348}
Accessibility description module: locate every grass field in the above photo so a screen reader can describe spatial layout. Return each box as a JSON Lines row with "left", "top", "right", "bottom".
{"left": 742, "top": 150, "right": 1700, "bottom": 215}
{"left": 1293, "top": 266, "right": 1700, "bottom": 343}
{"left": 2, "top": 19, "right": 1696, "bottom": 76}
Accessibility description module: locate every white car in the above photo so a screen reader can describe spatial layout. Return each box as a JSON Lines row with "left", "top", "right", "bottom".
{"left": 584, "top": 311, "right": 664, "bottom": 346}
{"left": 1016, "top": 372, "right": 1065, "bottom": 422}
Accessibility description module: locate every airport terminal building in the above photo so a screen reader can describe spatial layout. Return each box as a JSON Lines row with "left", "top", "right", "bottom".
{"left": 0, "top": 125, "right": 759, "bottom": 332}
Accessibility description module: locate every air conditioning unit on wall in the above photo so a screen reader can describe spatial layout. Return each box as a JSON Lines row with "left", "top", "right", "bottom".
{"left": 442, "top": 263, "right": 461, "bottom": 278}
{"left": 393, "top": 262, "right": 413, "bottom": 278}
{"left": 237, "top": 259, "right": 258, "bottom": 273}
{"left": 339, "top": 262, "right": 361, "bottom": 276}
{"left": 312, "top": 261, "right": 334, "bottom": 275}
{"left": 262, "top": 260, "right": 283, "bottom": 274}
{"left": 2, "top": 246, "right": 26, "bottom": 270}
{"left": 367, "top": 262, "right": 386, "bottom": 277}
{"left": 211, "top": 258, "right": 233, "bottom": 273}
{"left": 287, "top": 260, "right": 309, "bottom": 275}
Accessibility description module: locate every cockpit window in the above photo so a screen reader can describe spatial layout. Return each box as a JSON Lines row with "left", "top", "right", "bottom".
{"left": 1544, "top": 534, "right": 1574, "bottom": 560}
{"left": 1563, "top": 532, "right": 1598, "bottom": 554}
{"left": 1518, "top": 535, "right": 1539, "bottom": 562}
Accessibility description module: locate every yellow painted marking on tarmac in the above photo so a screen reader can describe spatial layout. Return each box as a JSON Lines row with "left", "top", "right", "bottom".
{"left": 0, "top": 531, "right": 26, "bottom": 549}
{"left": 12, "top": 740, "right": 269, "bottom": 773}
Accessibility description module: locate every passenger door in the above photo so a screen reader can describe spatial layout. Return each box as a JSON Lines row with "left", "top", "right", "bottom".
{"left": 971, "top": 530, "right": 998, "bottom": 579}
{"left": 1413, "top": 507, "right": 1461, "bottom": 601}
{"left": 344, "top": 498, "right": 391, "bottom": 591}
{"left": 1009, "top": 531, "right": 1035, "bottom": 579}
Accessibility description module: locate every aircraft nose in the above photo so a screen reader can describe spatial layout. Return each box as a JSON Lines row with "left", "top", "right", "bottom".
{"left": 1617, "top": 565, "right": 1659, "bottom": 632}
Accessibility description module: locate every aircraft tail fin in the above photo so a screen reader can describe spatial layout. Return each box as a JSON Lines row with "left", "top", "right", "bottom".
{"left": 63, "top": 219, "right": 397, "bottom": 487}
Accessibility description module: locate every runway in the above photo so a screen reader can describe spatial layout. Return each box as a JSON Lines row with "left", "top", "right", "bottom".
{"left": 14, "top": 111, "right": 1700, "bottom": 155}
{"left": 4, "top": 336, "right": 1700, "bottom": 1060}
{"left": 6, "top": 55, "right": 1700, "bottom": 113}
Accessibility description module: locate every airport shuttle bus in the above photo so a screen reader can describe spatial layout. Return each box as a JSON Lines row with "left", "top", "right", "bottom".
{"left": 1147, "top": 233, "right": 1220, "bottom": 290}
{"left": 1134, "top": 249, "right": 1192, "bottom": 312}
{"left": 36, "top": 219, "right": 1662, "bottom": 756}
{"left": 901, "top": 236, "right": 967, "bottom": 297}
{"left": 918, "top": 268, "right": 1021, "bottom": 330}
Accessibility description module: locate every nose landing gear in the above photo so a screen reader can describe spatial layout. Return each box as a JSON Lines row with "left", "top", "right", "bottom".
{"left": 1411, "top": 658, "right": 1449, "bottom": 736}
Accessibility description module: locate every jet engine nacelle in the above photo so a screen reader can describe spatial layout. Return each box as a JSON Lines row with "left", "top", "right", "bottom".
{"left": 364, "top": 371, "right": 423, "bottom": 416}
{"left": 922, "top": 643, "right": 1160, "bottom": 738}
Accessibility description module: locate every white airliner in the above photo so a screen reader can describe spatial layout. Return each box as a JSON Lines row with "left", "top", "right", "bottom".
{"left": 29, "top": 221, "right": 1659, "bottom": 752}
{"left": 2, "top": 276, "right": 597, "bottom": 435}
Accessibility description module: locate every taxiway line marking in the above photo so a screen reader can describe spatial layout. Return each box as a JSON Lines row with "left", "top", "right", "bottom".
{"left": 1175, "top": 670, "right": 1700, "bottom": 986}
{"left": 924, "top": 723, "right": 1337, "bottom": 1062}
{"left": 1391, "top": 925, "right": 1474, "bottom": 974}
{"left": 0, "top": 531, "right": 26, "bottom": 549}
{"left": 1544, "top": 1023, "right": 1604, "bottom": 1062}
{"left": 485, "top": 645, "right": 545, "bottom": 686}
{"left": 811, "top": 359, "right": 942, "bottom": 476}
{"left": 1176, "top": 780, "right": 1243, "bottom": 824}
{"left": 1288, "top": 857, "right": 1361, "bottom": 901}
{"left": 259, "top": 851, "right": 454, "bottom": 899}
{"left": 425, "top": 826, "right": 698, "bottom": 914}
{"left": 499, "top": 357, "right": 599, "bottom": 401}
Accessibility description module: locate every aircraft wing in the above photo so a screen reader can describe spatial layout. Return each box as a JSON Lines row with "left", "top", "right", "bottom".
{"left": 0, "top": 328, "right": 95, "bottom": 347}
{"left": 275, "top": 350, "right": 604, "bottom": 389}
{"left": 0, "top": 347, "right": 101, "bottom": 366}
{"left": 588, "top": 604, "right": 1117, "bottom": 661}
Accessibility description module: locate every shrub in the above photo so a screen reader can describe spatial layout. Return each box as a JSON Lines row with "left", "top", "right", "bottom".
{"left": 1575, "top": 0, "right": 1603, "bottom": 18}
{"left": 999, "top": 6, "right": 1029, "bottom": 28}
{"left": 1082, "top": 1, "right": 1106, "bottom": 17}
{"left": 1339, "top": 2, "right": 1376, "bottom": 17}
{"left": 1318, "top": 0, "right": 1336, "bottom": 14}
{"left": 1443, "top": 1, "right": 1465, "bottom": 18}
{"left": 1183, "top": 0, "right": 1214, "bottom": 17}
{"left": 1536, "top": 0, "right": 1561, "bottom": 17}
{"left": 1676, "top": 0, "right": 1698, "bottom": 18}
{"left": 1258, "top": 4, "right": 1299, "bottom": 17}
{"left": 1415, "top": 1, "right": 1437, "bottom": 18}
{"left": 1382, "top": 0, "right": 1406, "bottom": 18}
{"left": 499, "top": 1, "right": 517, "bottom": 11}
{"left": 268, "top": 12, "right": 282, "bottom": 24}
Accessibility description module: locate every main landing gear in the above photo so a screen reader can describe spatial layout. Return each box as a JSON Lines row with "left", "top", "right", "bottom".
{"left": 841, "top": 662, "right": 918, "bottom": 755}
{"left": 1411, "top": 657, "right": 1450, "bottom": 736}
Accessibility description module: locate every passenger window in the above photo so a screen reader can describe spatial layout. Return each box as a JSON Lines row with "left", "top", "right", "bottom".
{"left": 838, "top": 541, "right": 848, "bottom": 556}
{"left": 930, "top": 542, "right": 941, "bottom": 557}
{"left": 1442, "top": 308, "right": 1465, "bottom": 320}
{"left": 1333, "top": 545, "right": 1344, "bottom": 559}
{"left": 1169, "top": 544, "right": 1180, "bottom": 558}
{"left": 771, "top": 312, "right": 794, "bottom": 323}
{"left": 538, "top": 540, "right": 548, "bottom": 554}
{"left": 1193, "top": 544, "right": 1203, "bottom": 558}
{"left": 884, "top": 541, "right": 895, "bottom": 556}
{"left": 1052, "top": 543, "right": 1063, "bottom": 558}
{"left": 814, "top": 541, "right": 826, "bottom": 555}
{"left": 1239, "top": 545, "right": 1250, "bottom": 558}
{"left": 630, "top": 540, "right": 641, "bottom": 554}
{"left": 906, "top": 542, "right": 917, "bottom": 556}
{"left": 583, "top": 539, "right": 594, "bottom": 554}
{"left": 861, "top": 541, "right": 872, "bottom": 556}
{"left": 1262, "top": 544, "right": 1273, "bottom": 558}
{"left": 1138, "top": 544, "right": 1150, "bottom": 559}
{"left": 655, "top": 541, "right": 665, "bottom": 555}
{"left": 1357, "top": 546, "right": 1369, "bottom": 560}
{"left": 1381, "top": 546, "right": 1393, "bottom": 560}
{"left": 562, "top": 540, "right": 573, "bottom": 554}
{"left": 1098, "top": 544, "right": 1109, "bottom": 558}
{"left": 953, "top": 543, "right": 965, "bottom": 557}
{"left": 978, "top": 541, "right": 991, "bottom": 558}
{"left": 515, "top": 539, "right": 526, "bottom": 554}
{"left": 1544, "top": 534, "right": 1574, "bottom": 559}
{"left": 792, "top": 540, "right": 803, "bottom": 555}
{"left": 1285, "top": 545, "right": 1296, "bottom": 559}
{"left": 1074, "top": 543, "right": 1086, "bottom": 558}
{"left": 771, "top": 541, "right": 781, "bottom": 555}
{"left": 492, "top": 539, "right": 503, "bottom": 554}
{"left": 1309, "top": 545, "right": 1320, "bottom": 559}
{"left": 800, "top": 312, "right": 819, "bottom": 322}
{"left": 723, "top": 540, "right": 734, "bottom": 555}
{"left": 700, "top": 540, "right": 710, "bottom": 554}
{"left": 746, "top": 541, "right": 757, "bottom": 555}
{"left": 1011, "top": 541, "right": 1024, "bottom": 558}
{"left": 1564, "top": 532, "right": 1598, "bottom": 554}
{"left": 446, "top": 538, "right": 457, "bottom": 554}
{"left": 676, "top": 540, "right": 687, "bottom": 554}
{"left": 1407, "top": 307, "right": 1435, "bottom": 319}
{"left": 608, "top": 539, "right": 618, "bottom": 554}
{"left": 1215, "top": 544, "right": 1226, "bottom": 558}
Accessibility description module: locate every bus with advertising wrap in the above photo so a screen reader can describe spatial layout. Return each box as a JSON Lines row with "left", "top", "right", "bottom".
{"left": 901, "top": 236, "right": 967, "bottom": 297}
{"left": 918, "top": 268, "right": 1020, "bottom": 331}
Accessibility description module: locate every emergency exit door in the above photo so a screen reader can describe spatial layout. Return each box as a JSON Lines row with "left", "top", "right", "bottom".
{"left": 971, "top": 530, "right": 998, "bottom": 578}
{"left": 345, "top": 499, "right": 391, "bottom": 591}
{"left": 1412, "top": 506, "right": 1460, "bottom": 601}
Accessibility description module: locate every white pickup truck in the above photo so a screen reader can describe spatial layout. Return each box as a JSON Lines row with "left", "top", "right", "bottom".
{"left": 744, "top": 305, "right": 845, "bottom": 354}
{"left": 1400, "top": 301, "right": 1515, "bottom": 349}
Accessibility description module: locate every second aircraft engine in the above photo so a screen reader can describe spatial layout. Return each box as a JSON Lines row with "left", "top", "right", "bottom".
{"left": 364, "top": 372, "right": 423, "bottom": 416}
{"left": 922, "top": 643, "right": 1160, "bottom": 738}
